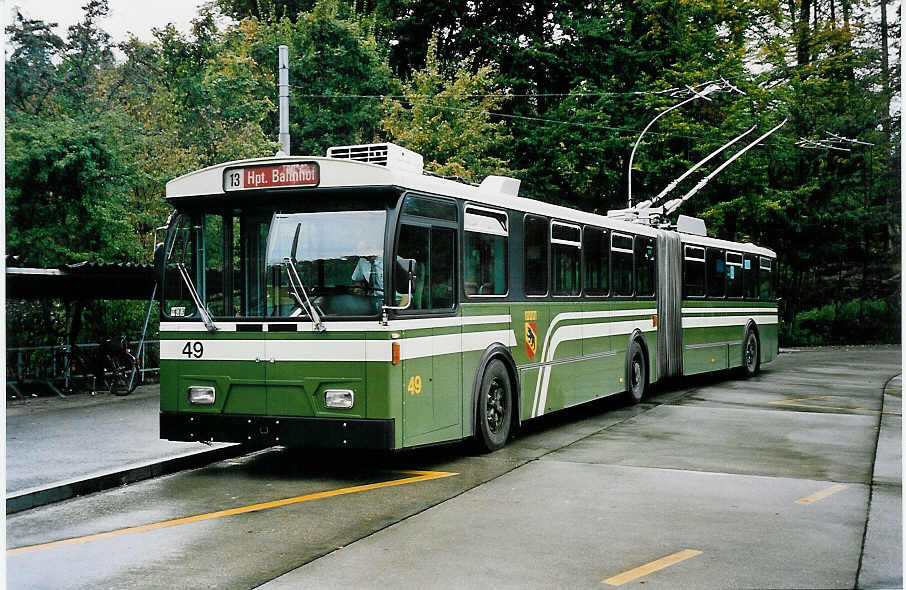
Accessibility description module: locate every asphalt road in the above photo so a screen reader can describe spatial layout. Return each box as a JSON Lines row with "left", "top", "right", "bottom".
{"left": 6, "top": 347, "right": 901, "bottom": 589}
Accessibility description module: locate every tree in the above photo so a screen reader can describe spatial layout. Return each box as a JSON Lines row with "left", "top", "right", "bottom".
{"left": 5, "top": 120, "right": 137, "bottom": 267}
{"left": 381, "top": 36, "right": 517, "bottom": 182}
{"left": 235, "top": 0, "right": 399, "bottom": 155}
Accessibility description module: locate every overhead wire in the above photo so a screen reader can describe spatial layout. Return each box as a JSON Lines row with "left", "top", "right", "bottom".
{"left": 286, "top": 83, "right": 789, "bottom": 146}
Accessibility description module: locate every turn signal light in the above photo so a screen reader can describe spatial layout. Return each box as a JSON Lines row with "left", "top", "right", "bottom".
{"left": 652, "top": 314, "right": 659, "bottom": 328}
{"left": 392, "top": 341, "right": 400, "bottom": 365}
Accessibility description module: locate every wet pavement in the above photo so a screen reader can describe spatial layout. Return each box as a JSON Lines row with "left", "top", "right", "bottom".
{"left": 5, "top": 347, "right": 901, "bottom": 589}
{"left": 6, "top": 384, "right": 238, "bottom": 504}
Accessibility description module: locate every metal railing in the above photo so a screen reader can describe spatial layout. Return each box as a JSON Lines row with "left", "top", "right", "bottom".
{"left": 7, "top": 340, "right": 160, "bottom": 397}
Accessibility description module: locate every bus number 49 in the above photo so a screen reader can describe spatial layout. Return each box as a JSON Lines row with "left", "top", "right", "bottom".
{"left": 182, "top": 342, "right": 204, "bottom": 358}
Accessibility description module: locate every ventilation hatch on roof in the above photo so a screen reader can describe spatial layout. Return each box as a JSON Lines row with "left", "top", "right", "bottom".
{"left": 326, "top": 142, "right": 424, "bottom": 174}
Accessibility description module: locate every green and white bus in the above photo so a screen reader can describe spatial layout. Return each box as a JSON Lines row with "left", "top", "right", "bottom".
{"left": 157, "top": 142, "right": 777, "bottom": 451}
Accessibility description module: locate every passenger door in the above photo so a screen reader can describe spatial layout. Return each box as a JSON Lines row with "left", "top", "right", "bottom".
{"left": 395, "top": 196, "right": 460, "bottom": 444}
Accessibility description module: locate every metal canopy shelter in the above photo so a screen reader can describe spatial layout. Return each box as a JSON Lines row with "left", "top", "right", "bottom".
{"left": 6, "top": 261, "right": 158, "bottom": 398}
{"left": 6, "top": 262, "right": 155, "bottom": 300}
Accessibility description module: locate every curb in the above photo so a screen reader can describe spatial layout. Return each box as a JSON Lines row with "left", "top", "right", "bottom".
{"left": 6, "top": 444, "right": 255, "bottom": 514}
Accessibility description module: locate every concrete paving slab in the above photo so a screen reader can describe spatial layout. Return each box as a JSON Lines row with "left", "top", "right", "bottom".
{"left": 872, "top": 412, "right": 902, "bottom": 487}
{"left": 857, "top": 484, "right": 903, "bottom": 590}
{"left": 543, "top": 404, "right": 878, "bottom": 483}
{"left": 5, "top": 348, "right": 900, "bottom": 589}
{"left": 6, "top": 388, "right": 225, "bottom": 493}
{"left": 856, "top": 374, "right": 903, "bottom": 589}
{"left": 261, "top": 461, "right": 869, "bottom": 590}
{"left": 6, "top": 385, "right": 243, "bottom": 512}
{"left": 6, "top": 446, "right": 526, "bottom": 589}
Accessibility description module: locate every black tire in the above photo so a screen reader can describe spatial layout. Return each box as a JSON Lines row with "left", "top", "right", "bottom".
{"left": 108, "top": 357, "right": 129, "bottom": 396}
{"left": 475, "top": 359, "right": 513, "bottom": 452}
{"left": 742, "top": 328, "right": 760, "bottom": 378}
{"left": 624, "top": 339, "right": 648, "bottom": 404}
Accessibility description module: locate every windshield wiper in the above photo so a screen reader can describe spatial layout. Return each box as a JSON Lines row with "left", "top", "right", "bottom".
{"left": 282, "top": 258, "right": 326, "bottom": 332}
{"left": 175, "top": 262, "right": 217, "bottom": 332}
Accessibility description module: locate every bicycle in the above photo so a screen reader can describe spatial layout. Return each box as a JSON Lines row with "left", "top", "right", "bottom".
{"left": 101, "top": 337, "right": 140, "bottom": 396}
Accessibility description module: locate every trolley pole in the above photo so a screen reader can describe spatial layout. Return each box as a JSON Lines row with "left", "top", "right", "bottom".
{"left": 278, "top": 45, "right": 291, "bottom": 156}
{"left": 627, "top": 84, "right": 723, "bottom": 208}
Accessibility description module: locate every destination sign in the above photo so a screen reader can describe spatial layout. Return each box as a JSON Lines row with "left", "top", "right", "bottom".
{"left": 224, "top": 163, "right": 319, "bottom": 191}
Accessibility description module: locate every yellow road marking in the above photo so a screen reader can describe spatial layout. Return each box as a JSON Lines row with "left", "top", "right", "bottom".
{"left": 769, "top": 396, "right": 897, "bottom": 414}
{"left": 8, "top": 470, "right": 457, "bottom": 555}
{"left": 795, "top": 483, "right": 848, "bottom": 505}
{"left": 772, "top": 395, "right": 829, "bottom": 404}
{"left": 603, "top": 549, "right": 702, "bottom": 586}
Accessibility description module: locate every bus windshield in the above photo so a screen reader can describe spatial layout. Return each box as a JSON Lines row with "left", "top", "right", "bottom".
{"left": 162, "top": 206, "right": 389, "bottom": 320}
{"left": 265, "top": 210, "right": 387, "bottom": 317}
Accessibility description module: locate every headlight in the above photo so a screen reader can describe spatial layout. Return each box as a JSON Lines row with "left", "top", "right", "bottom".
{"left": 188, "top": 386, "right": 216, "bottom": 405}
{"left": 324, "top": 389, "right": 354, "bottom": 409}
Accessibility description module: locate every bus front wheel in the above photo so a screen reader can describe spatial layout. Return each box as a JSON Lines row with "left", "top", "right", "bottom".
{"left": 475, "top": 359, "right": 513, "bottom": 452}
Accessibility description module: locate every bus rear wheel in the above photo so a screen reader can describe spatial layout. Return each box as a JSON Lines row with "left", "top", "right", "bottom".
{"left": 475, "top": 359, "right": 513, "bottom": 452}
{"left": 742, "top": 328, "right": 760, "bottom": 377}
{"left": 624, "top": 340, "right": 647, "bottom": 404}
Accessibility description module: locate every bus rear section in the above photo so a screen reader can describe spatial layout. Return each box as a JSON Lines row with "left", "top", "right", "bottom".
{"left": 660, "top": 233, "right": 779, "bottom": 379}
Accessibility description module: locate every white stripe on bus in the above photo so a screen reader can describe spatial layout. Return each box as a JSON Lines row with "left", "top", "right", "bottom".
{"left": 530, "top": 309, "right": 656, "bottom": 417}
{"left": 682, "top": 315, "right": 778, "bottom": 328}
{"left": 681, "top": 307, "right": 777, "bottom": 314}
{"left": 160, "top": 330, "right": 518, "bottom": 362}
{"left": 160, "top": 314, "right": 512, "bottom": 333}
{"left": 529, "top": 308, "right": 657, "bottom": 416}
{"left": 532, "top": 318, "right": 656, "bottom": 418}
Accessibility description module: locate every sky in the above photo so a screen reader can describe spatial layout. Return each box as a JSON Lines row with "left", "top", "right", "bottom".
{"left": 8, "top": 0, "right": 206, "bottom": 44}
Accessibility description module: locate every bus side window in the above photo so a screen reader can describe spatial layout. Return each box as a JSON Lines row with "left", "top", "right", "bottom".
{"left": 759, "top": 257, "right": 773, "bottom": 300}
{"left": 634, "top": 236, "right": 656, "bottom": 297}
{"left": 524, "top": 216, "right": 549, "bottom": 296}
{"left": 551, "top": 222, "right": 581, "bottom": 296}
{"left": 430, "top": 227, "right": 456, "bottom": 309}
{"left": 395, "top": 224, "right": 457, "bottom": 311}
{"left": 707, "top": 248, "right": 725, "bottom": 298}
{"left": 744, "top": 254, "right": 758, "bottom": 299}
{"left": 725, "top": 252, "right": 743, "bottom": 298}
{"left": 683, "top": 246, "right": 706, "bottom": 298}
{"left": 611, "top": 233, "right": 633, "bottom": 296}
{"left": 464, "top": 206, "right": 508, "bottom": 297}
{"left": 583, "top": 226, "right": 609, "bottom": 296}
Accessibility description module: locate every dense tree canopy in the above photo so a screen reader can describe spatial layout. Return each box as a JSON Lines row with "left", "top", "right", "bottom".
{"left": 5, "top": 0, "right": 900, "bottom": 347}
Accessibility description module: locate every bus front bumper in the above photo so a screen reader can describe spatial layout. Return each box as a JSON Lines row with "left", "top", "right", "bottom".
{"left": 160, "top": 412, "right": 395, "bottom": 450}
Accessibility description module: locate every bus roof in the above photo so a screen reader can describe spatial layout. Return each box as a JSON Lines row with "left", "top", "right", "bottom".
{"left": 165, "top": 154, "right": 775, "bottom": 256}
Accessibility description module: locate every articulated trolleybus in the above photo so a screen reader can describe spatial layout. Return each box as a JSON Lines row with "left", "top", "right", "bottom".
{"left": 158, "top": 142, "right": 778, "bottom": 451}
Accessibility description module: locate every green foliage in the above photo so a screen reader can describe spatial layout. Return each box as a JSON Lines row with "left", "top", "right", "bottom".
{"left": 5, "top": 119, "right": 137, "bottom": 267}
{"left": 784, "top": 298, "right": 901, "bottom": 346}
{"left": 232, "top": 0, "right": 399, "bottom": 155}
{"left": 381, "top": 36, "right": 516, "bottom": 182}
{"left": 3, "top": 0, "right": 901, "bottom": 352}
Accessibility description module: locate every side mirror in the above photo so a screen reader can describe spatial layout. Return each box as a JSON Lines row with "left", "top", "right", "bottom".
{"left": 153, "top": 243, "right": 165, "bottom": 279}
{"left": 394, "top": 258, "right": 415, "bottom": 293}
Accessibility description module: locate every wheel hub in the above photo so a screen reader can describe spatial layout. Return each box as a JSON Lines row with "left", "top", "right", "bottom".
{"left": 486, "top": 378, "right": 506, "bottom": 433}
